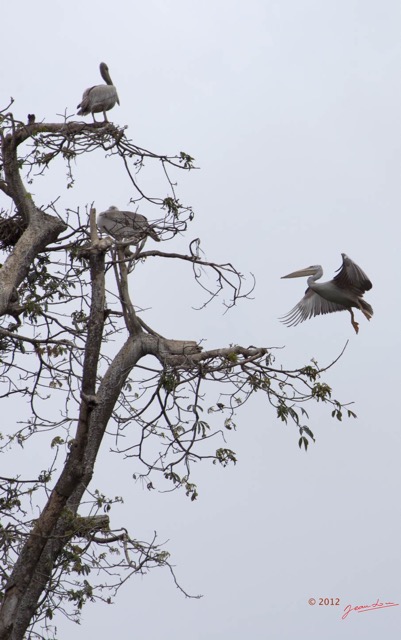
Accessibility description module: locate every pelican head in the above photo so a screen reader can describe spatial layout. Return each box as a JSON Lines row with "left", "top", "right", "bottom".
{"left": 99, "top": 62, "right": 113, "bottom": 85}
{"left": 281, "top": 265, "right": 322, "bottom": 279}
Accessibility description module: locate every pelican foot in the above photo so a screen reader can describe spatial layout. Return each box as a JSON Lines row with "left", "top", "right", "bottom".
{"left": 351, "top": 320, "right": 359, "bottom": 334}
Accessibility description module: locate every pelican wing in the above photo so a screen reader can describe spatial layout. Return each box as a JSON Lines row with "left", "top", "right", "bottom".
{"left": 280, "top": 287, "right": 347, "bottom": 326}
{"left": 77, "top": 85, "right": 119, "bottom": 115}
{"left": 77, "top": 86, "right": 94, "bottom": 113}
{"left": 97, "top": 209, "right": 159, "bottom": 243}
{"left": 332, "top": 253, "right": 372, "bottom": 295}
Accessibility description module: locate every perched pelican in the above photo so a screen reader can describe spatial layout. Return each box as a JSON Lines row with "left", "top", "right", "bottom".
{"left": 97, "top": 206, "right": 160, "bottom": 244}
{"left": 280, "top": 253, "right": 373, "bottom": 334}
{"left": 77, "top": 62, "right": 119, "bottom": 122}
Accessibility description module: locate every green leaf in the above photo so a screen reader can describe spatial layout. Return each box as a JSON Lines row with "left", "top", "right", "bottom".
{"left": 298, "top": 436, "right": 309, "bottom": 451}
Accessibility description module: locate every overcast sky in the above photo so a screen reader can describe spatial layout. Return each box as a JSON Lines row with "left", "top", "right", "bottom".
{"left": 2, "top": 1, "right": 401, "bottom": 638}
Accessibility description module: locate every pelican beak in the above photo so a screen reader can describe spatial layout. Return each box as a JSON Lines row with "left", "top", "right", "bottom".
{"left": 281, "top": 267, "right": 317, "bottom": 279}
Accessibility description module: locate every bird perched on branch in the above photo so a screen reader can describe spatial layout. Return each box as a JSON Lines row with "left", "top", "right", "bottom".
{"left": 280, "top": 253, "right": 373, "bottom": 334}
{"left": 97, "top": 206, "right": 160, "bottom": 244}
{"left": 77, "top": 62, "right": 119, "bottom": 122}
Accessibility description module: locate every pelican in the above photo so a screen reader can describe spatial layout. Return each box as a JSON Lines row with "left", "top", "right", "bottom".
{"left": 97, "top": 206, "right": 160, "bottom": 244}
{"left": 77, "top": 62, "right": 119, "bottom": 122}
{"left": 280, "top": 253, "right": 373, "bottom": 334}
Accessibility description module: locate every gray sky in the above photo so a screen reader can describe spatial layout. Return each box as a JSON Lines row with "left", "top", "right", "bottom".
{"left": 2, "top": 1, "right": 401, "bottom": 638}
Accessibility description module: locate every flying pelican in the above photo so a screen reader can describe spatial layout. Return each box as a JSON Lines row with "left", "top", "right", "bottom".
{"left": 77, "top": 62, "right": 120, "bottom": 122}
{"left": 97, "top": 206, "right": 160, "bottom": 244}
{"left": 280, "top": 253, "right": 373, "bottom": 334}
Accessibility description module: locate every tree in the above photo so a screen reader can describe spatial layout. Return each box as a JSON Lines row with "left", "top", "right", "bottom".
{"left": 0, "top": 103, "right": 353, "bottom": 640}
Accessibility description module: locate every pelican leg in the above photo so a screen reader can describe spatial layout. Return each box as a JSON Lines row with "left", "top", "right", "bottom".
{"left": 103, "top": 111, "right": 109, "bottom": 122}
{"left": 349, "top": 309, "right": 359, "bottom": 334}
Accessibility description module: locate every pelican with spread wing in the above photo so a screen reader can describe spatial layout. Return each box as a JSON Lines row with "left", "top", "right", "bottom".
{"left": 280, "top": 253, "right": 373, "bottom": 334}
{"left": 77, "top": 62, "right": 120, "bottom": 122}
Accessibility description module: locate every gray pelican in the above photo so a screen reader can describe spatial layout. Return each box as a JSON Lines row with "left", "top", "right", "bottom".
{"left": 280, "top": 253, "right": 373, "bottom": 334}
{"left": 77, "top": 62, "right": 119, "bottom": 122}
{"left": 97, "top": 206, "right": 160, "bottom": 244}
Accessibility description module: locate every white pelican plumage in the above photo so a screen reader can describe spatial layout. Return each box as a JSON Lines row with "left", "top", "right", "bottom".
{"left": 97, "top": 206, "right": 160, "bottom": 244}
{"left": 77, "top": 62, "right": 119, "bottom": 122}
{"left": 280, "top": 253, "right": 373, "bottom": 334}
